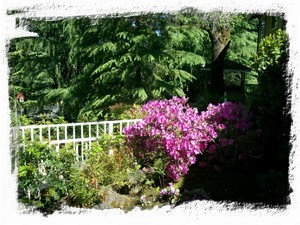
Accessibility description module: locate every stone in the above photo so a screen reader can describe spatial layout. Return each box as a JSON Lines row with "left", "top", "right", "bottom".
{"left": 98, "top": 186, "right": 136, "bottom": 211}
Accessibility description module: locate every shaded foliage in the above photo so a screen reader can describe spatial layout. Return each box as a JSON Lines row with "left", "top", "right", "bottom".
{"left": 251, "top": 29, "right": 291, "bottom": 170}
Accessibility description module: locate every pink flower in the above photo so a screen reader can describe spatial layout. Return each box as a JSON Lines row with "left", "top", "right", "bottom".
{"left": 124, "top": 97, "right": 253, "bottom": 182}
{"left": 216, "top": 123, "right": 226, "bottom": 130}
{"left": 160, "top": 188, "right": 168, "bottom": 195}
{"left": 208, "top": 144, "right": 217, "bottom": 154}
{"left": 221, "top": 138, "right": 227, "bottom": 147}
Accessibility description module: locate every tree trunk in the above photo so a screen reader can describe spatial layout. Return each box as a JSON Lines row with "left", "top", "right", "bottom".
{"left": 208, "top": 28, "right": 231, "bottom": 95}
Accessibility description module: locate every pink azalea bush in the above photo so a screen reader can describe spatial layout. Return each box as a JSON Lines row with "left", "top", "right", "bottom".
{"left": 198, "top": 102, "right": 254, "bottom": 171}
{"left": 123, "top": 96, "right": 216, "bottom": 182}
{"left": 124, "top": 97, "right": 254, "bottom": 200}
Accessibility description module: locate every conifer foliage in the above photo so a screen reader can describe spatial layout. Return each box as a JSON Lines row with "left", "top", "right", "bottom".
{"left": 8, "top": 13, "right": 257, "bottom": 121}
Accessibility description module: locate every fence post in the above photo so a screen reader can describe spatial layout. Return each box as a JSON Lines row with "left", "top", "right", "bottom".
{"left": 73, "top": 124, "right": 76, "bottom": 150}
{"left": 48, "top": 126, "right": 51, "bottom": 141}
{"left": 64, "top": 125, "right": 67, "bottom": 141}
{"left": 56, "top": 125, "right": 59, "bottom": 151}
{"left": 39, "top": 127, "right": 42, "bottom": 142}
{"left": 119, "top": 122, "right": 123, "bottom": 134}
{"left": 81, "top": 124, "right": 84, "bottom": 139}
{"left": 88, "top": 124, "right": 92, "bottom": 149}
{"left": 108, "top": 122, "right": 113, "bottom": 135}
{"left": 96, "top": 124, "right": 99, "bottom": 139}
{"left": 56, "top": 125, "right": 59, "bottom": 142}
{"left": 30, "top": 128, "right": 34, "bottom": 141}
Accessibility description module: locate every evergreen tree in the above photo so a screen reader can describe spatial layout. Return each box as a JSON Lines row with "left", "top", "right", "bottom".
{"left": 9, "top": 15, "right": 206, "bottom": 121}
{"left": 8, "top": 13, "right": 258, "bottom": 122}
{"left": 76, "top": 14, "right": 205, "bottom": 120}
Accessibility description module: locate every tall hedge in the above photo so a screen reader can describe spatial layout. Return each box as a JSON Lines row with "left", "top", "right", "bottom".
{"left": 251, "top": 29, "right": 291, "bottom": 169}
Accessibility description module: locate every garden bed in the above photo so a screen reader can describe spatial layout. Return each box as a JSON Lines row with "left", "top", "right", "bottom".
{"left": 16, "top": 97, "right": 290, "bottom": 216}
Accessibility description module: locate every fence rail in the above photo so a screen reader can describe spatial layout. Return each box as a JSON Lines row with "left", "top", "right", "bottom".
{"left": 10, "top": 119, "right": 141, "bottom": 156}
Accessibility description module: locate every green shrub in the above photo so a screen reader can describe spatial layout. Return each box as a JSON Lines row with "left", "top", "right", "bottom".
{"left": 17, "top": 134, "right": 178, "bottom": 212}
{"left": 251, "top": 29, "right": 288, "bottom": 121}
{"left": 253, "top": 29, "right": 287, "bottom": 75}
{"left": 66, "top": 135, "right": 137, "bottom": 207}
{"left": 18, "top": 142, "right": 76, "bottom": 212}
{"left": 16, "top": 114, "right": 67, "bottom": 126}
{"left": 251, "top": 29, "right": 291, "bottom": 167}
{"left": 66, "top": 134, "right": 167, "bottom": 209}
{"left": 67, "top": 167, "right": 100, "bottom": 208}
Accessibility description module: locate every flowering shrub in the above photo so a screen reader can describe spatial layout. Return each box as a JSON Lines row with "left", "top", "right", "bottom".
{"left": 198, "top": 101, "right": 254, "bottom": 171}
{"left": 200, "top": 101, "right": 252, "bottom": 132}
{"left": 124, "top": 96, "right": 255, "bottom": 177}
{"left": 123, "top": 96, "right": 216, "bottom": 182}
{"left": 123, "top": 97, "right": 258, "bottom": 205}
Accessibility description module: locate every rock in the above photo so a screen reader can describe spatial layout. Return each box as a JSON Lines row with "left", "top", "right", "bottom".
{"left": 98, "top": 186, "right": 136, "bottom": 211}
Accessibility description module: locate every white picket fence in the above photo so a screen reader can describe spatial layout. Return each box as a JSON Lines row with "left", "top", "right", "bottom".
{"left": 10, "top": 119, "right": 141, "bottom": 160}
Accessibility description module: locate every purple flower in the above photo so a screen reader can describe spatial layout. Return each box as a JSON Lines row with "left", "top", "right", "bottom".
{"left": 208, "top": 144, "right": 217, "bottom": 154}
{"left": 160, "top": 188, "right": 168, "bottom": 195}
{"left": 124, "top": 97, "right": 254, "bottom": 182}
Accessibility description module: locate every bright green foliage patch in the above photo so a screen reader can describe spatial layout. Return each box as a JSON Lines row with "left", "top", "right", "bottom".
{"left": 18, "top": 142, "right": 75, "bottom": 213}
{"left": 17, "top": 135, "right": 168, "bottom": 213}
